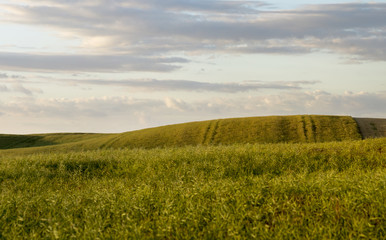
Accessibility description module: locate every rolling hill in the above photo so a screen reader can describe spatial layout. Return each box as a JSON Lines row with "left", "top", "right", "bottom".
{"left": 0, "top": 133, "right": 113, "bottom": 150}
{"left": 99, "top": 115, "right": 362, "bottom": 149}
{"left": 1, "top": 115, "right": 376, "bottom": 155}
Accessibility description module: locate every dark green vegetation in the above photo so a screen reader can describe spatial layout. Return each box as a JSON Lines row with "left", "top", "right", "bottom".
{"left": 0, "top": 115, "right": 362, "bottom": 154}
{"left": 354, "top": 118, "right": 386, "bottom": 139}
{"left": 0, "top": 139, "right": 385, "bottom": 239}
{"left": 0, "top": 133, "right": 112, "bottom": 150}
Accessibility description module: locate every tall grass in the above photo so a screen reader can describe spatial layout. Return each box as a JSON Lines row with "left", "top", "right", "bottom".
{"left": 0, "top": 138, "right": 384, "bottom": 239}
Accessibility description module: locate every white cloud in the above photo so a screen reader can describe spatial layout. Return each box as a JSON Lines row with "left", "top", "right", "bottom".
{"left": 164, "top": 97, "right": 189, "bottom": 112}
{"left": 1, "top": 90, "right": 384, "bottom": 133}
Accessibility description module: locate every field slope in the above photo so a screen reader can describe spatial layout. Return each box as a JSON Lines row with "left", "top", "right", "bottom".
{"left": 0, "top": 133, "right": 114, "bottom": 150}
{"left": 0, "top": 115, "right": 362, "bottom": 154}
{"left": 354, "top": 118, "right": 386, "bottom": 139}
{"left": 101, "top": 115, "right": 361, "bottom": 149}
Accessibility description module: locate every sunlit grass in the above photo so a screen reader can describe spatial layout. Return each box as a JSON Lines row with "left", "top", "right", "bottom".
{"left": 0, "top": 138, "right": 384, "bottom": 239}
{"left": 0, "top": 115, "right": 362, "bottom": 156}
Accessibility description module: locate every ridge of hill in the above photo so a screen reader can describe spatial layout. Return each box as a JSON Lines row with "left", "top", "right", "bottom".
{"left": 0, "top": 115, "right": 366, "bottom": 154}
{"left": 100, "top": 115, "right": 362, "bottom": 149}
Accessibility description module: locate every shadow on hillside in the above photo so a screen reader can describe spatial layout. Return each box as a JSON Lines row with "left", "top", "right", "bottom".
{"left": 354, "top": 118, "right": 386, "bottom": 139}
{"left": 0, "top": 135, "right": 55, "bottom": 149}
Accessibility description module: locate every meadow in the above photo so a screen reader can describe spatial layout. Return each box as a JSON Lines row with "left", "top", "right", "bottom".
{"left": 0, "top": 115, "right": 362, "bottom": 155}
{"left": 0, "top": 138, "right": 385, "bottom": 239}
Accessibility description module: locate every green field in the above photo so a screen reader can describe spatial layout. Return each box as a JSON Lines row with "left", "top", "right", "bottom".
{"left": 0, "top": 139, "right": 385, "bottom": 239}
{"left": 0, "top": 115, "right": 362, "bottom": 154}
{"left": 0, "top": 115, "right": 385, "bottom": 239}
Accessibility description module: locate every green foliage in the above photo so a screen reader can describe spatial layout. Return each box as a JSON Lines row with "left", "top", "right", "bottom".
{"left": 0, "top": 138, "right": 385, "bottom": 239}
{"left": 0, "top": 115, "right": 362, "bottom": 154}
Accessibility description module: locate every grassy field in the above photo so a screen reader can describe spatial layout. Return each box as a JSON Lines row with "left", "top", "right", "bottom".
{"left": 0, "top": 115, "right": 362, "bottom": 154}
{"left": 0, "top": 115, "right": 384, "bottom": 239}
{"left": 0, "top": 138, "right": 385, "bottom": 239}
{"left": 103, "top": 115, "right": 361, "bottom": 149}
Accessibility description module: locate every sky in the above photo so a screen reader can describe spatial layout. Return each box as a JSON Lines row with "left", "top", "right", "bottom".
{"left": 0, "top": 0, "right": 385, "bottom": 134}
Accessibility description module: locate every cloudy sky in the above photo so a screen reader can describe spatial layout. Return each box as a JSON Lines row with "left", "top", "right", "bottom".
{"left": 0, "top": 0, "right": 385, "bottom": 134}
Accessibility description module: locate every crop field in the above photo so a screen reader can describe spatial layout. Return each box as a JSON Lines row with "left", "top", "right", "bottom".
{"left": 0, "top": 137, "right": 385, "bottom": 239}
{"left": 0, "top": 115, "right": 363, "bottom": 156}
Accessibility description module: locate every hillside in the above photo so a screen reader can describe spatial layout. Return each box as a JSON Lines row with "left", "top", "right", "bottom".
{"left": 100, "top": 115, "right": 361, "bottom": 149}
{"left": 0, "top": 115, "right": 364, "bottom": 154}
{"left": 354, "top": 118, "right": 386, "bottom": 139}
{"left": 0, "top": 133, "right": 114, "bottom": 150}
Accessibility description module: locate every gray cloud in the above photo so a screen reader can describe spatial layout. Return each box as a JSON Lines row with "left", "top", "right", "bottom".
{"left": 11, "top": 84, "right": 36, "bottom": 96}
{"left": 0, "top": 52, "right": 188, "bottom": 72}
{"left": 66, "top": 79, "right": 318, "bottom": 93}
{"left": 121, "top": 0, "right": 268, "bottom": 14}
{"left": 1, "top": 96, "right": 165, "bottom": 119}
{"left": 0, "top": 1, "right": 385, "bottom": 71}
{"left": 0, "top": 72, "right": 43, "bottom": 95}
{"left": 0, "top": 82, "right": 42, "bottom": 95}
{"left": 0, "top": 84, "right": 9, "bottom": 92}
{"left": 0, "top": 73, "right": 25, "bottom": 79}
{"left": 312, "top": 37, "right": 386, "bottom": 61}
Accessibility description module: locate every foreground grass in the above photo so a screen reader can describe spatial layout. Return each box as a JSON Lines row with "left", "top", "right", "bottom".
{"left": 0, "top": 138, "right": 385, "bottom": 239}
